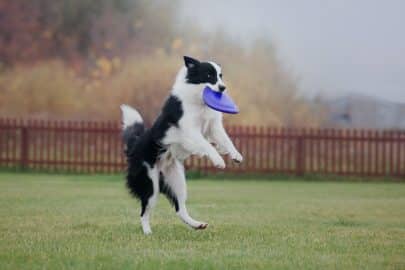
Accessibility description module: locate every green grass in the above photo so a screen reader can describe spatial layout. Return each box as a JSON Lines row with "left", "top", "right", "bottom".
{"left": 0, "top": 173, "right": 404, "bottom": 270}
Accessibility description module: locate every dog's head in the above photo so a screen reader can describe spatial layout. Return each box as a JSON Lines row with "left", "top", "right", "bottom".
{"left": 182, "top": 56, "right": 226, "bottom": 93}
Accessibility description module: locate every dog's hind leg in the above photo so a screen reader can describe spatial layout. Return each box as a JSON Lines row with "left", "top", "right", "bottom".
{"left": 135, "top": 164, "right": 159, "bottom": 235}
{"left": 160, "top": 159, "right": 208, "bottom": 230}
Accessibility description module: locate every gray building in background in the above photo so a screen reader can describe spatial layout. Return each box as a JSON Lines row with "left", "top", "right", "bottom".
{"left": 324, "top": 94, "right": 405, "bottom": 129}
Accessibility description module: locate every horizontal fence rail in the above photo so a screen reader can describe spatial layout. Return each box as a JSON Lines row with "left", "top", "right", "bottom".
{"left": 0, "top": 118, "right": 404, "bottom": 178}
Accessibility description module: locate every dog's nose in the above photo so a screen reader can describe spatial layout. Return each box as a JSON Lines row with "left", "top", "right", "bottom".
{"left": 219, "top": 85, "right": 226, "bottom": 92}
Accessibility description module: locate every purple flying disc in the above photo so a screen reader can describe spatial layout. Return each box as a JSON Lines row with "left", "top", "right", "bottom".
{"left": 203, "top": 86, "right": 239, "bottom": 114}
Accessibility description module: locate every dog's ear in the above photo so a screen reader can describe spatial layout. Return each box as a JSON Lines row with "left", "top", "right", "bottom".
{"left": 184, "top": 56, "right": 200, "bottom": 69}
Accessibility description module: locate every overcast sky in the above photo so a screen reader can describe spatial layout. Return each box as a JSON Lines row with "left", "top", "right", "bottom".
{"left": 180, "top": 0, "right": 405, "bottom": 103}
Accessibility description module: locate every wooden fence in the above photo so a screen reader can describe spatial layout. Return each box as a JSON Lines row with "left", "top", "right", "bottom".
{"left": 0, "top": 118, "right": 404, "bottom": 177}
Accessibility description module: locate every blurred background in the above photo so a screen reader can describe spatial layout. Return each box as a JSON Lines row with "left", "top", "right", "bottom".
{"left": 0, "top": 0, "right": 404, "bottom": 128}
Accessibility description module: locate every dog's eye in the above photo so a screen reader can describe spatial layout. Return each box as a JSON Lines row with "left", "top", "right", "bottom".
{"left": 207, "top": 74, "right": 211, "bottom": 78}
{"left": 219, "top": 73, "right": 223, "bottom": 78}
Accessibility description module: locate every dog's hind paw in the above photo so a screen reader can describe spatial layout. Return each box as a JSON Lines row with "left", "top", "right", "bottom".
{"left": 143, "top": 228, "right": 152, "bottom": 235}
{"left": 194, "top": 223, "right": 208, "bottom": 230}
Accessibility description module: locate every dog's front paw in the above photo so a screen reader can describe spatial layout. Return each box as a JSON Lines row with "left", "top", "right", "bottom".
{"left": 211, "top": 154, "right": 226, "bottom": 169}
{"left": 230, "top": 151, "right": 243, "bottom": 163}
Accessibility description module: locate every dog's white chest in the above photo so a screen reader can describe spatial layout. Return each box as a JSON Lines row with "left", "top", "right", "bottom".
{"left": 164, "top": 105, "right": 220, "bottom": 161}
{"left": 168, "top": 144, "right": 191, "bottom": 161}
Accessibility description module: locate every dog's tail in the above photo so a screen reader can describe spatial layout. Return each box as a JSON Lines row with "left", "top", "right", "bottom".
{"left": 120, "top": 104, "right": 145, "bottom": 146}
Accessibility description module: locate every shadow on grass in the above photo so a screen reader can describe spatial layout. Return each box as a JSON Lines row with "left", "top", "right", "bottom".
{"left": 325, "top": 217, "right": 369, "bottom": 227}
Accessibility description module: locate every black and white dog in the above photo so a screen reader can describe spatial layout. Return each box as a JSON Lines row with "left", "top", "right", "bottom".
{"left": 120, "top": 56, "right": 243, "bottom": 234}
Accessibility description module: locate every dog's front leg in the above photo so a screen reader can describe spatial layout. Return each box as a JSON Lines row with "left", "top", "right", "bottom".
{"left": 208, "top": 118, "right": 243, "bottom": 163}
{"left": 177, "top": 131, "right": 226, "bottom": 169}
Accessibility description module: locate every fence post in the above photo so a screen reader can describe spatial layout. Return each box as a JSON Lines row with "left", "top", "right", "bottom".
{"left": 20, "top": 126, "right": 29, "bottom": 170}
{"left": 296, "top": 135, "right": 304, "bottom": 176}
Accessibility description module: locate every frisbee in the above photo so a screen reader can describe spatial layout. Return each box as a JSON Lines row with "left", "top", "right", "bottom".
{"left": 202, "top": 86, "right": 239, "bottom": 114}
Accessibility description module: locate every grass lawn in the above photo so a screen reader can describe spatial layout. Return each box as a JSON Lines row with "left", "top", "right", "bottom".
{"left": 0, "top": 173, "right": 404, "bottom": 270}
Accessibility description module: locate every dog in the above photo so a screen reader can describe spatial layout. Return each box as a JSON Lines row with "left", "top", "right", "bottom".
{"left": 120, "top": 56, "right": 243, "bottom": 234}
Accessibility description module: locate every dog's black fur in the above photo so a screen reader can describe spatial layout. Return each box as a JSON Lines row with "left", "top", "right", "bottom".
{"left": 184, "top": 56, "right": 220, "bottom": 85}
{"left": 123, "top": 95, "right": 183, "bottom": 215}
